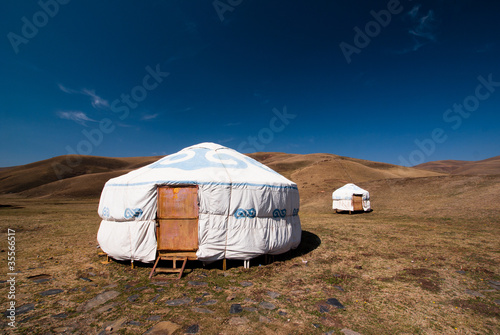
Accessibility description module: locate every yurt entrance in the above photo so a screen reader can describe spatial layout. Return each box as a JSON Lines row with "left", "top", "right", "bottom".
{"left": 352, "top": 194, "right": 363, "bottom": 212}
{"left": 149, "top": 185, "right": 199, "bottom": 279}
{"left": 157, "top": 186, "right": 199, "bottom": 251}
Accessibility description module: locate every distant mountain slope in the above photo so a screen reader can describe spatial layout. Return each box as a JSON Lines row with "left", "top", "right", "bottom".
{"left": 415, "top": 156, "right": 500, "bottom": 175}
{"left": 0, "top": 151, "right": 464, "bottom": 200}
{"left": 246, "top": 152, "right": 442, "bottom": 212}
{"left": 0, "top": 155, "right": 160, "bottom": 196}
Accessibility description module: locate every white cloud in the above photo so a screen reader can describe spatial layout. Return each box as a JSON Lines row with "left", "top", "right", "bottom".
{"left": 82, "top": 89, "right": 109, "bottom": 109}
{"left": 58, "top": 84, "right": 109, "bottom": 109}
{"left": 141, "top": 113, "right": 160, "bottom": 121}
{"left": 57, "top": 110, "right": 96, "bottom": 126}
{"left": 396, "top": 5, "right": 438, "bottom": 54}
{"left": 408, "top": 4, "right": 420, "bottom": 19}
{"left": 409, "top": 9, "right": 437, "bottom": 42}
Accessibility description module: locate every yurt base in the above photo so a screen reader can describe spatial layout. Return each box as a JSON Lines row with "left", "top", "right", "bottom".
{"left": 149, "top": 251, "right": 198, "bottom": 280}
{"left": 334, "top": 209, "right": 368, "bottom": 214}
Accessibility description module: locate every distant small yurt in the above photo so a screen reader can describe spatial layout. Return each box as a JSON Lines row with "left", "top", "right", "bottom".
{"left": 332, "top": 183, "right": 371, "bottom": 213}
{"left": 97, "top": 142, "right": 301, "bottom": 264}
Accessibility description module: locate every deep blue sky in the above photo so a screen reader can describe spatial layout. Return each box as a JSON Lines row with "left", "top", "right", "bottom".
{"left": 1, "top": 0, "right": 499, "bottom": 167}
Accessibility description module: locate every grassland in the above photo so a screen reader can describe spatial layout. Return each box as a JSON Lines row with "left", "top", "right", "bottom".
{"left": 0, "top": 193, "right": 498, "bottom": 334}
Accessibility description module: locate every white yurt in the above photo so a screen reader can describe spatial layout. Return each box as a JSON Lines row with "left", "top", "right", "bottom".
{"left": 332, "top": 183, "right": 371, "bottom": 213}
{"left": 97, "top": 142, "right": 301, "bottom": 263}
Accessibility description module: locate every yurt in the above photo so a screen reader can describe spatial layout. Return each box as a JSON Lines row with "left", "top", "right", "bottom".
{"left": 97, "top": 142, "right": 301, "bottom": 265}
{"left": 332, "top": 183, "right": 371, "bottom": 213}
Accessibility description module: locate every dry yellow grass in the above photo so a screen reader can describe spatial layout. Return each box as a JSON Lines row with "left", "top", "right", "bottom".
{"left": 0, "top": 176, "right": 498, "bottom": 334}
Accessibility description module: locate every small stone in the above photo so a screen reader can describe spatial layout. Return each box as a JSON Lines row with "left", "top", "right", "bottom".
{"left": 326, "top": 298, "right": 345, "bottom": 309}
{"left": 192, "top": 307, "right": 214, "bottom": 314}
{"left": 28, "top": 274, "right": 51, "bottom": 283}
{"left": 341, "top": 328, "right": 363, "bottom": 335}
{"left": 240, "top": 281, "right": 253, "bottom": 287}
{"left": 194, "top": 297, "right": 203, "bottom": 303}
{"left": 266, "top": 291, "right": 280, "bottom": 299}
{"left": 259, "top": 315, "right": 271, "bottom": 323}
{"left": 488, "top": 281, "right": 500, "bottom": 290}
{"left": 278, "top": 310, "right": 287, "bottom": 316}
{"left": 312, "top": 323, "right": 321, "bottom": 328}
{"left": 135, "top": 286, "right": 148, "bottom": 291}
{"left": 165, "top": 297, "right": 191, "bottom": 306}
{"left": 243, "top": 306, "right": 257, "bottom": 312}
{"left": 77, "top": 291, "right": 120, "bottom": 312}
{"left": 51, "top": 313, "right": 67, "bottom": 319}
{"left": 128, "top": 320, "right": 142, "bottom": 326}
{"left": 105, "top": 326, "right": 113, "bottom": 331}
{"left": 39, "top": 289, "right": 64, "bottom": 296}
{"left": 465, "top": 289, "right": 484, "bottom": 297}
{"left": 188, "top": 281, "right": 208, "bottom": 287}
{"left": 200, "top": 299, "right": 217, "bottom": 306}
{"left": 229, "top": 316, "right": 249, "bottom": 325}
{"left": 95, "top": 302, "right": 117, "bottom": 314}
{"left": 127, "top": 294, "right": 140, "bottom": 302}
{"left": 230, "top": 304, "right": 243, "bottom": 314}
{"left": 147, "top": 315, "right": 162, "bottom": 321}
{"left": 319, "top": 305, "right": 330, "bottom": 313}
{"left": 53, "top": 327, "right": 71, "bottom": 333}
{"left": 456, "top": 270, "right": 466, "bottom": 275}
{"left": 334, "top": 285, "right": 344, "bottom": 292}
{"left": 226, "top": 294, "right": 236, "bottom": 301}
{"left": 80, "top": 277, "right": 92, "bottom": 282}
{"left": 259, "top": 301, "right": 276, "bottom": 310}
{"left": 150, "top": 294, "right": 160, "bottom": 303}
{"left": 3, "top": 303, "right": 35, "bottom": 316}
{"left": 185, "top": 324, "right": 199, "bottom": 334}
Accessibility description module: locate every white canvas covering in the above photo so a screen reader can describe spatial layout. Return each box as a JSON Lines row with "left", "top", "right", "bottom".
{"left": 332, "top": 183, "right": 371, "bottom": 212}
{"left": 97, "top": 142, "right": 301, "bottom": 263}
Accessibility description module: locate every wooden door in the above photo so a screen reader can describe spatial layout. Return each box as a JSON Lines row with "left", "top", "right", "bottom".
{"left": 352, "top": 194, "right": 363, "bottom": 211}
{"left": 157, "top": 186, "right": 199, "bottom": 251}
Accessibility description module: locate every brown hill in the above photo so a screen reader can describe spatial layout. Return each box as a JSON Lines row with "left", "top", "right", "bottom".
{"left": 0, "top": 155, "right": 160, "bottom": 196}
{"left": 415, "top": 156, "right": 500, "bottom": 175}
{"left": 247, "top": 152, "right": 443, "bottom": 212}
{"left": 0, "top": 151, "right": 441, "bottom": 200}
{"left": 1, "top": 152, "right": 499, "bottom": 219}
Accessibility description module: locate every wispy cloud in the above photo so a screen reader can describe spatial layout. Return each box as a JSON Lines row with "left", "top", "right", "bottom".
{"left": 409, "top": 9, "right": 437, "bottom": 42}
{"left": 408, "top": 4, "right": 420, "bottom": 19}
{"left": 397, "top": 5, "right": 438, "bottom": 54}
{"left": 141, "top": 113, "right": 160, "bottom": 121}
{"left": 225, "top": 122, "right": 241, "bottom": 127}
{"left": 82, "top": 89, "right": 109, "bottom": 109}
{"left": 57, "top": 110, "right": 96, "bottom": 126}
{"left": 217, "top": 137, "right": 234, "bottom": 144}
{"left": 58, "top": 84, "right": 109, "bottom": 109}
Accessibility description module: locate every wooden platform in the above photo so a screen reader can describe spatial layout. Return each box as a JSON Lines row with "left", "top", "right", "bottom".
{"left": 149, "top": 251, "right": 198, "bottom": 280}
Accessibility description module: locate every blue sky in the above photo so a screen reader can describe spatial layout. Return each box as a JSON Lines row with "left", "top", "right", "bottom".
{"left": 1, "top": 0, "right": 499, "bottom": 167}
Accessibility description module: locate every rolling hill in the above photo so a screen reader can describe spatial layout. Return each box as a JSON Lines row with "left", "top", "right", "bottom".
{"left": 415, "top": 156, "right": 500, "bottom": 175}
{"left": 0, "top": 151, "right": 441, "bottom": 199}
{"left": 1, "top": 152, "right": 499, "bottom": 216}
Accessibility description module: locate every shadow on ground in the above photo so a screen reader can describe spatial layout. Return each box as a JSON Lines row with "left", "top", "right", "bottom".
{"left": 119, "top": 230, "right": 321, "bottom": 275}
